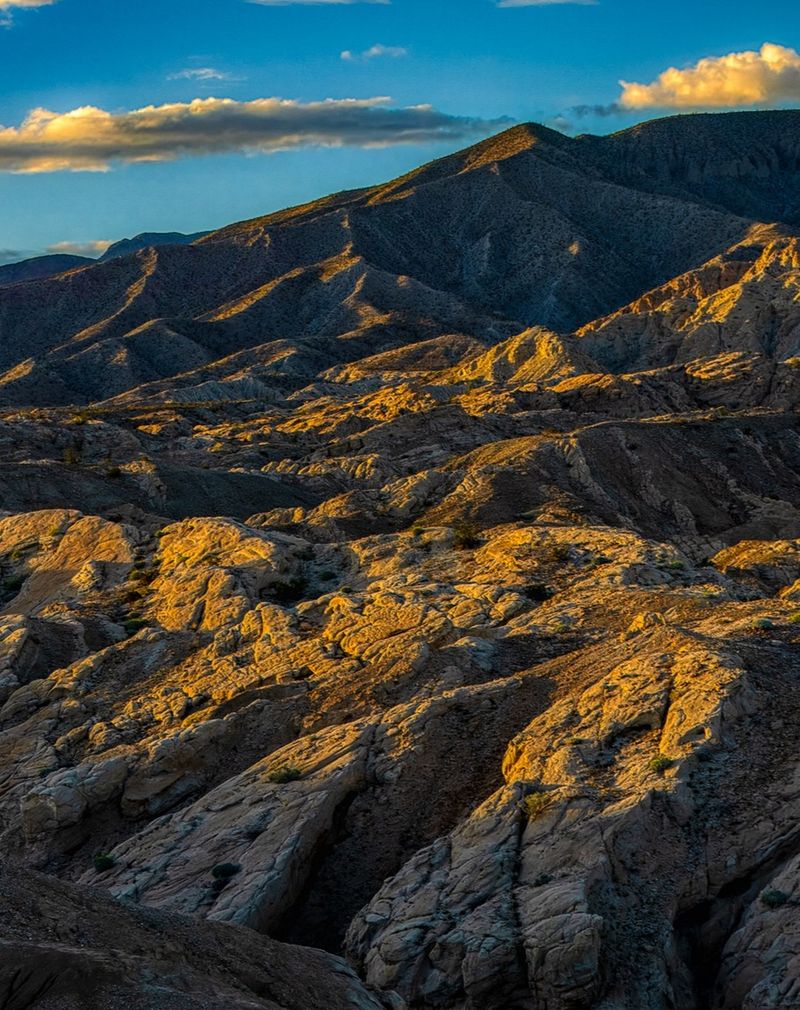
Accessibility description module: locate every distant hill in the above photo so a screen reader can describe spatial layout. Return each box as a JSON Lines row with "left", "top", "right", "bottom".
{"left": 0, "top": 231, "right": 209, "bottom": 288}
{"left": 0, "top": 253, "right": 93, "bottom": 286}
{"left": 98, "top": 230, "right": 210, "bottom": 260}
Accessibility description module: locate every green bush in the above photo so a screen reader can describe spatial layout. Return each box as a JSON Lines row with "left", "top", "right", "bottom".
{"left": 267, "top": 766, "right": 303, "bottom": 784}
{"left": 648, "top": 754, "right": 674, "bottom": 775}
{"left": 93, "top": 853, "right": 116, "bottom": 872}
{"left": 761, "top": 888, "right": 791, "bottom": 908}
{"left": 124, "top": 617, "right": 147, "bottom": 636}
{"left": 523, "top": 792, "right": 551, "bottom": 820}
{"left": 524, "top": 583, "right": 553, "bottom": 602}
{"left": 452, "top": 521, "right": 480, "bottom": 550}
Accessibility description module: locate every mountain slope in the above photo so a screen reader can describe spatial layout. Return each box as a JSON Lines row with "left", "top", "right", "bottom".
{"left": 1, "top": 111, "right": 800, "bottom": 406}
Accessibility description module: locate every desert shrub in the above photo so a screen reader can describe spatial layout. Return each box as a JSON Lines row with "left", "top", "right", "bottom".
{"left": 452, "top": 521, "right": 480, "bottom": 549}
{"left": 267, "top": 766, "right": 303, "bottom": 784}
{"left": 124, "top": 617, "right": 147, "bottom": 637}
{"left": 648, "top": 754, "right": 674, "bottom": 775}
{"left": 63, "top": 445, "right": 81, "bottom": 465}
{"left": 93, "top": 853, "right": 116, "bottom": 872}
{"left": 318, "top": 570, "right": 336, "bottom": 582}
{"left": 789, "top": 612, "right": 800, "bottom": 624}
{"left": 524, "top": 792, "right": 552, "bottom": 820}
{"left": 761, "top": 888, "right": 791, "bottom": 908}
{"left": 753, "top": 617, "right": 774, "bottom": 631}
{"left": 106, "top": 466, "right": 122, "bottom": 478}
{"left": 524, "top": 583, "right": 553, "bottom": 602}
{"left": 3, "top": 575, "right": 25, "bottom": 593}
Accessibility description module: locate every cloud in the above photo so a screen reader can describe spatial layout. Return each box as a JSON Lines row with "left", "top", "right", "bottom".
{"left": 0, "top": 0, "right": 58, "bottom": 26}
{"left": 497, "top": 1, "right": 597, "bottom": 7}
{"left": 47, "top": 240, "right": 112, "bottom": 257}
{"left": 619, "top": 42, "right": 800, "bottom": 110}
{"left": 341, "top": 43, "right": 407, "bottom": 62}
{"left": 168, "top": 67, "right": 235, "bottom": 82}
{"left": 0, "top": 0, "right": 57, "bottom": 8}
{"left": 0, "top": 96, "right": 510, "bottom": 173}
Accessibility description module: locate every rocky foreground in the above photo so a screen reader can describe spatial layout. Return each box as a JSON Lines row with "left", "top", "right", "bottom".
{"left": 2, "top": 112, "right": 800, "bottom": 1009}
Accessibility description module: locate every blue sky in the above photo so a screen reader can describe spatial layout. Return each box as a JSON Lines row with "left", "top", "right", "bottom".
{"left": 1, "top": 0, "right": 799, "bottom": 261}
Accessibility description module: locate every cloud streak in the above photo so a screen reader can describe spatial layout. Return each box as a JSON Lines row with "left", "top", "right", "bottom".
{"left": 0, "top": 96, "right": 510, "bottom": 173}
{"left": 168, "top": 67, "right": 235, "bottom": 82}
{"left": 497, "top": 1, "right": 597, "bottom": 7}
{"left": 619, "top": 43, "right": 800, "bottom": 110}
{"left": 341, "top": 43, "right": 407, "bottom": 62}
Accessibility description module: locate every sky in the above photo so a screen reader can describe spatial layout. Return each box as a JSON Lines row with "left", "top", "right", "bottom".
{"left": 1, "top": 0, "right": 799, "bottom": 262}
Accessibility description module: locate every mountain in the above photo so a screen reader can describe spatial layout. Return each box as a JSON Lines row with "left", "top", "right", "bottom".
{"left": 1, "top": 111, "right": 799, "bottom": 407}
{"left": 98, "top": 229, "right": 210, "bottom": 260}
{"left": 0, "top": 231, "right": 208, "bottom": 290}
{"left": 0, "top": 252, "right": 93, "bottom": 286}
{"left": 3, "top": 110, "right": 800, "bottom": 1010}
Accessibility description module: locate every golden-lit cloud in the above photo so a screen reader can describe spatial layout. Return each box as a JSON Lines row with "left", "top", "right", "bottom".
{"left": 0, "top": 96, "right": 509, "bottom": 173}
{"left": 46, "top": 240, "right": 112, "bottom": 257}
{"left": 620, "top": 43, "right": 800, "bottom": 110}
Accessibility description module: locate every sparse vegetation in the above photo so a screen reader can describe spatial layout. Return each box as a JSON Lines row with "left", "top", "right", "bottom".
{"left": 267, "top": 766, "right": 303, "bottom": 784}
{"left": 752, "top": 617, "right": 774, "bottom": 632}
{"left": 648, "top": 754, "right": 674, "bottom": 775}
{"left": 524, "top": 583, "right": 553, "bottom": 602}
{"left": 761, "top": 888, "right": 792, "bottom": 908}
{"left": 452, "top": 521, "right": 480, "bottom": 550}
{"left": 124, "top": 617, "right": 147, "bottom": 637}
{"left": 523, "top": 792, "right": 552, "bottom": 820}
{"left": 93, "top": 853, "right": 116, "bottom": 872}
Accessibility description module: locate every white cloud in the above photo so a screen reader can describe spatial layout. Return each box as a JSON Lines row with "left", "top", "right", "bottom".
{"left": 497, "top": 1, "right": 597, "bottom": 7}
{"left": 47, "top": 240, "right": 112, "bottom": 257}
{"left": 0, "top": 0, "right": 57, "bottom": 8}
{"left": 341, "top": 43, "right": 407, "bottom": 62}
{"left": 620, "top": 43, "right": 800, "bottom": 110}
{"left": 168, "top": 67, "right": 235, "bottom": 82}
{"left": 0, "top": 0, "right": 57, "bottom": 26}
{"left": 0, "top": 96, "right": 509, "bottom": 173}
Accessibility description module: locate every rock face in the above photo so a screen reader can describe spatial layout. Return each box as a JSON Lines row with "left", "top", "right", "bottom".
{"left": 2, "top": 110, "right": 800, "bottom": 1008}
